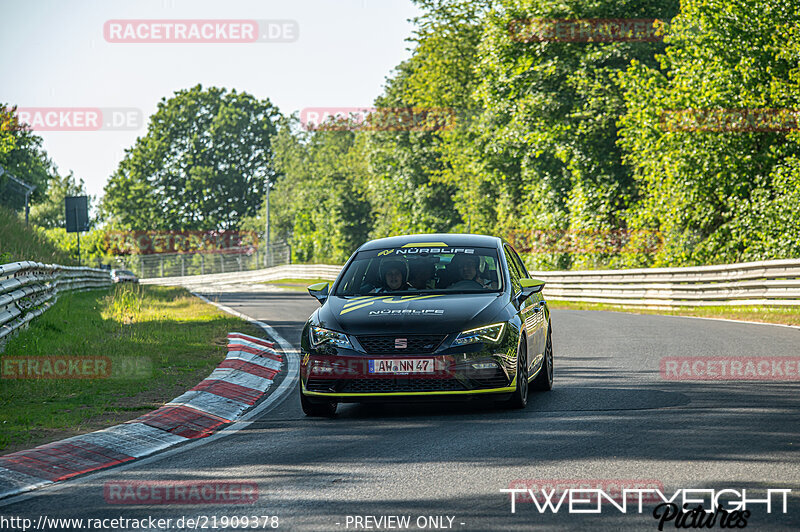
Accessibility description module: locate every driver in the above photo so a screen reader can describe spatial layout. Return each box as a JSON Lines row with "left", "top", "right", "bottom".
{"left": 448, "top": 254, "right": 489, "bottom": 289}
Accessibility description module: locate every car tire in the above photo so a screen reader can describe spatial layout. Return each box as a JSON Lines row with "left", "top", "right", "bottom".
{"left": 530, "top": 323, "right": 553, "bottom": 391}
{"left": 300, "top": 388, "right": 337, "bottom": 417}
{"left": 506, "top": 336, "right": 528, "bottom": 409}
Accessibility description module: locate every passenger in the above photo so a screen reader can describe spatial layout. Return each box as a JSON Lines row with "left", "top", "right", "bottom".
{"left": 408, "top": 260, "right": 436, "bottom": 290}
{"left": 371, "top": 260, "right": 409, "bottom": 293}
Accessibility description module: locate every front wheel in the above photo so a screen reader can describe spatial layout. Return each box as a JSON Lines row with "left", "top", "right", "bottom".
{"left": 530, "top": 323, "right": 553, "bottom": 391}
{"left": 300, "top": 387, "right": 337, "bottom": 417}
{"left": 506, "top": 337, "right": 528, "bottom": 409}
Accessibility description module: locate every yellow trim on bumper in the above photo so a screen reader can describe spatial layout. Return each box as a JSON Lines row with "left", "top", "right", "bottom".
{"left": 303, "top": 386, "right": 516, "bottom": 398}
{"left": 302, "top": 375, "right": 517, "bottom": 398}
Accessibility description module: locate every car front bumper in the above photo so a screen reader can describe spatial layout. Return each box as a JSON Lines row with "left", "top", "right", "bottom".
{"left": 300, "top": 338, "right": 520, "bottom": 402}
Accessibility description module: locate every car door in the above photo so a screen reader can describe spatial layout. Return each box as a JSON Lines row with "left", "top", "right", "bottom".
{"left": 503, "top": 245, "right": 536, "bottom": 374}
{"left": 507, "top": 244, "right": 546, "bottom": 368}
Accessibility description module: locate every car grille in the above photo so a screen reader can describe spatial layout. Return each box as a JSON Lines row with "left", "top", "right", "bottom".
{"left": 469, "top": 372, "right": 511, "bottom": 389}
{"left": 305, "top": 378, "right": 339, "bottom": 393}
{"left": 340, "top": 378, "right": 467, "bottom": 393}
{"left": 356, "top": 335, "right": 445, "bottom": 354}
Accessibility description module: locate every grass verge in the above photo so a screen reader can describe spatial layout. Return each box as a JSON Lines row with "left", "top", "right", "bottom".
{"left": 0, "top": 284, "right": 262, "bottom": 454}
{"left": 261, "top": 278, "right": 332, "bottom": 292}
{"left": 0, "top": 206, "right": 76, "bottom": 265}
{"left": 548, "top": 300, "right": 800, "bottom": 327}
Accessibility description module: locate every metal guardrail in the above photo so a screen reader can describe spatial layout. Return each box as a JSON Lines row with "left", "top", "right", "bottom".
{"left": 141, "top": 264, "right": 342, "bottom": 287}
{"left": 143, "top": 258, "right": 800, "bottom": 308}
{"left": 111, "top": 243, "right": 291, "bottom": 279}
{"left": 0, "top": 261, "right": 112, "bottom": 346}
{"left": 529, "top": 258, "right": 800, "bottom": 307}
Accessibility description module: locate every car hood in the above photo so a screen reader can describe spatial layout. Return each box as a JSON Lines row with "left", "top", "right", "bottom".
{"left": 317, "top": 293, "right": 508, "bottom": 336}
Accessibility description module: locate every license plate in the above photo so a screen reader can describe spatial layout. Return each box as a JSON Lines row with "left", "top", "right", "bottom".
{"left": 369, "top": 358, "right": 434, "bottom": 374}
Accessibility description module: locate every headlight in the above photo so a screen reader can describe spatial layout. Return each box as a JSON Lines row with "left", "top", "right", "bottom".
{"left": 452, "top": 323, "right": 505, "bottom": 346}
{"left": 309, "top": 326, "right": 352, "bottom": 348}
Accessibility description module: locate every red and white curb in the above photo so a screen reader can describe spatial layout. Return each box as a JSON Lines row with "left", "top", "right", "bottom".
{"left": 0, "top": 331, "right": 282, "bottom": 500}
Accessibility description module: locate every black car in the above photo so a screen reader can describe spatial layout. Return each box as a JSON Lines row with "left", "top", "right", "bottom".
{"left": 299, "top": 234, "right": 553, "bottom": 416}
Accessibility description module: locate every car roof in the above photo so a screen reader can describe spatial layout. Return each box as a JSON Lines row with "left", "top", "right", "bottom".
{"left": 357, "top": 233, "right": 502, "bottom": 251}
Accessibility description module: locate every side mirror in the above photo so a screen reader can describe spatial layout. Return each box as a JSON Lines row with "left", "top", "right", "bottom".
{"left": 307, "top": 282, "right": 330, "bottom": 304}
{"left": 517, "top": 278, "right": 545, "bottom": 304}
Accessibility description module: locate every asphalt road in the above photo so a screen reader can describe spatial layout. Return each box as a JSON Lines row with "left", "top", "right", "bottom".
{"left": 2, "top": 287, "right": 800, "bottom": 531}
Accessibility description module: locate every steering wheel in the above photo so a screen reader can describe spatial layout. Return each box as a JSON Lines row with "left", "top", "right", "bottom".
{"left": 448, "top": 279, "right": 484, "bottom": 290}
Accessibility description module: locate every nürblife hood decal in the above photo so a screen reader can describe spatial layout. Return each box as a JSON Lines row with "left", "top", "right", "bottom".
{"left": 320, "top": 293, "right": 507, "bottom": 337}
{"left": 340, "top": 294, "right": 444, "bottom": 315}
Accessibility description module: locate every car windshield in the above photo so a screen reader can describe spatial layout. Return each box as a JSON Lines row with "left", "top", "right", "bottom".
{"left": 334, "top": 246, "right": 503, "bottom": 296}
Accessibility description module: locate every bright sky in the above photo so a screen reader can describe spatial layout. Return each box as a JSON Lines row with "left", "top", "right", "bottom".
{"left": 0, "top": 0, "right": 421, "bottom": 199}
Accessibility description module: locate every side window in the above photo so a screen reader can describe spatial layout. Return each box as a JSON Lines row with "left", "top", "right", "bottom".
{"left": 479, "top": 255, "right": 501, "bottom": 290}
{"left": 503, "top": 245, "right": 522, "bottom": 293}
{"left": 340, "top": 260, "right": 371, "bottom": 295}
{"left": 509, "top": 245, "right": 530, "bottom": 278}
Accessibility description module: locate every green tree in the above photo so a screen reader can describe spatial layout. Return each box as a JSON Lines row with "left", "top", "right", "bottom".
{"left": 464, "top": 0, "right": 679, "bottom": 269}
{"left": 256, "top": 117, "right": 372, "bottom": 263}
{"left": 0, "top": 103, "right": 56, "bottom": 208}
{"left": 0, "top": 105, "right": 17, "bottom": 155}
{"left": 102, "top": 85, "right": 281, "bottom": 231}
{"left": 365, "top": 0, "right": 492, "bottom": 238}
{"left": 41, "top": 226, "right": 109, "bottom": 265}
{"left": 29, "top": 170, "right": 89, "bottom": 229}
{"left": 233, "top": 0, "right": 800, "bottom": 271}
{"left": 618, "top": 0, "right": 800, "bottom": 265}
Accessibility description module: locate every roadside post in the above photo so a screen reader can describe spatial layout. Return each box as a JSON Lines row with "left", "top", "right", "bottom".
{"left": 264, "top": 180, "right": 273, "bottom": 267}
{"left": 65, "top": 195, "right": 90, "bottom": 265}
